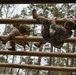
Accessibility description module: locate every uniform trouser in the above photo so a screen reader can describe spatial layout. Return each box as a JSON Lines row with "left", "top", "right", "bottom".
{"left": 9, "top": 28, "right": 29, "bottom": 50}
{"left": 10, "top": 41, "right": 15, "bottom": 49}
{"left": 37, "top": 16, "right": 50, "bottom": 42}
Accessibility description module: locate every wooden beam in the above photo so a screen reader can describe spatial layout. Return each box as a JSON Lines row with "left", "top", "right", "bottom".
{"left": 0, "top": 74, "right": 13, "bottom": 75}
{"left": 0, "top": 18, "right": 75, "bottom": 24}
{"left": 0, "top": 63, "right": 76, "bottom": 72}
{"left": 0, "top": 51, "right": 76, "bottom": 58}
{"left": 0, "top": 0, "right": 75, "bottom": 4}
{"left": 0, "top": 19, "right": 39, "bottom": 24}
{"left": 1, "top": 36, "right": 44, "bottom": 42}
{"left": 1, "top": 36, "right": 76, "bottom": 43}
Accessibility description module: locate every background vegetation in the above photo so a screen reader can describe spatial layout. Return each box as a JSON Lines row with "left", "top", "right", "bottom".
{"left": 0, "top": 4, "right": 76, "bottom": 75}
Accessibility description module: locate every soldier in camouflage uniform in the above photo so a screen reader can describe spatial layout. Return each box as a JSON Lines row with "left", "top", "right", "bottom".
{"left": 32, "top": 9, "right": 76, "bottom": 49}
{"left": 0, "top": 24, "right": 32, "bottom": 51}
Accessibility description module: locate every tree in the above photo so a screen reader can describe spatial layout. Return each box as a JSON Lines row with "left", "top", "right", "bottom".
{"left": 0, "top": 4, "right": 19, "bottom": 74}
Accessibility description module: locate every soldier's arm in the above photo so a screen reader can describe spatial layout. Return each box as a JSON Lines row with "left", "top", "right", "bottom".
{"left": 50, "top": 17, "right": 59, "bottom": 30}
{"left": 23, "top": 35, "right": 29, "bottom": 38}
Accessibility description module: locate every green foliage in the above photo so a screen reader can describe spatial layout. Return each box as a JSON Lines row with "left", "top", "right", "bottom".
{"left": 55, "top": 7, "right": 64, "bottom": 18}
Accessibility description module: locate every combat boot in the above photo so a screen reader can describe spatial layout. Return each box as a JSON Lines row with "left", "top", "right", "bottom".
{"left": 32, "top": 9, "right": 50, "bottom": 24}
{"left": 32, "top": 9, "right": 38, "bottom": 19}
{"left": 0, "top": 36, "right": 8, "bottom": 45}
{"left": 8, "top": 41, "right": 16, "bottom": 51}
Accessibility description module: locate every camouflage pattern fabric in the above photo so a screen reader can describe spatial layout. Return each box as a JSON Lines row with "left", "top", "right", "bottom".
{"left": 8, "top": 24, "right": 31, "bottom": 48}
{"left": 9, "top": 24, "right": 31, "bottom": 39}
{"left": 36, "top": 16, "right": 72, "bottom": 49}
{"left": 50, "top": 20, "right": 72, "bottom": 48}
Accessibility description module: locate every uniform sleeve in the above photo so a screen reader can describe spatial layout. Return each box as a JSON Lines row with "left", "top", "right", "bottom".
{"left": 51, "top": 20, "right": 59, "bottom": 31}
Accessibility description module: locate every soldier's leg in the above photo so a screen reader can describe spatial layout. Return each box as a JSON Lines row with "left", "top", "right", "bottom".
{"left": 0, "top": 36, "right": 10, "bottom": 45}
{"left": 34, "top": 42, "right": 44, "bottom": 48}
{"left": 32, "top": 9, "right": 50, "bottom": 42}
{"left": 24, "top": 45, "right": 27, "bottom": 51}
{"left": 0, "top": 29, "right": 20, "bottom": 45}
{"left": 32, "top": 9, "right": 50, "bottom": 24}
{"left": 7, "top": 29, "right": 20, "bottom": 51}
{"left": 32, "top": 9, "right": 38, "bottom": 19}
{"left": 8, "top": 41, "right": 16, "bottom": 51}
{"left": 0, "top": 36, "right": 5, "bottom": 44}
{"left": 0, "top": 36, "right": 16, "bottom": 51}
{"left": 24, "top": 43, "right": 30, "bottom": 51}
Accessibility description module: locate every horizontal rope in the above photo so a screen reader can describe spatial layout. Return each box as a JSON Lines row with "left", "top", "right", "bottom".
{"left": 0, "top": 51, "right": 76, "bottom": 58}
{"left": 1, "top": 36, "right": 76, "bottom": 43}
{"left": 0, "top": 63, "right": 76, "bottom": 72}
{"left": 0, "top": 0, "right": 75, "bottom": 4}
{"left": 0, "top": 18, "right": 76, "bottom": 24}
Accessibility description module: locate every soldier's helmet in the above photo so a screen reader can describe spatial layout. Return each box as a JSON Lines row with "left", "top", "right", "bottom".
{"left": 64, "top": 20, "right": 76, "bottom": 30}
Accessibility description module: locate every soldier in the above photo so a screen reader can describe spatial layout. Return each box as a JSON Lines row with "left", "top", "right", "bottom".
{"left": 0, "top": 24, "right": 32, "bottom": 51}
{"left": 32, "top": 9, "right": 76, "bottom": 49}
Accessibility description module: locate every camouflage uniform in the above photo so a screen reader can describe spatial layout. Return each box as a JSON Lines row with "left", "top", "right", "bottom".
{"left": 9, "top": 24, "right": 31, "bottom": 39}
{"left": 36, "top": 16, "right": 72, "bottom": 48}
{"left": 0, "top": 24, "right": 31, "bottom": 51}
{"left": 10, "top": 24, "right": 31, "bottom": 50}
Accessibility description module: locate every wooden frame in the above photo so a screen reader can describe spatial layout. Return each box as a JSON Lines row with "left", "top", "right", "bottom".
{"left": 0, "top": 0, "right": 75, "bottom": 4}
{"left": 0, "top": 63, "right": 76, "bottom": 72}
{"left": 0, "top": 51, "right": 76, "bottom": 58}
{"left": 1, "top": 36, "right": 76, "bottom": 43}
{"left": 0, "top": 18, "right": 76, "bottom": 24}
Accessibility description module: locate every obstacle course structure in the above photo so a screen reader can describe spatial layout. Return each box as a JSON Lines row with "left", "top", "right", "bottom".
{"left": 0, "top": 1, "right": 76, "bottom": 75}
